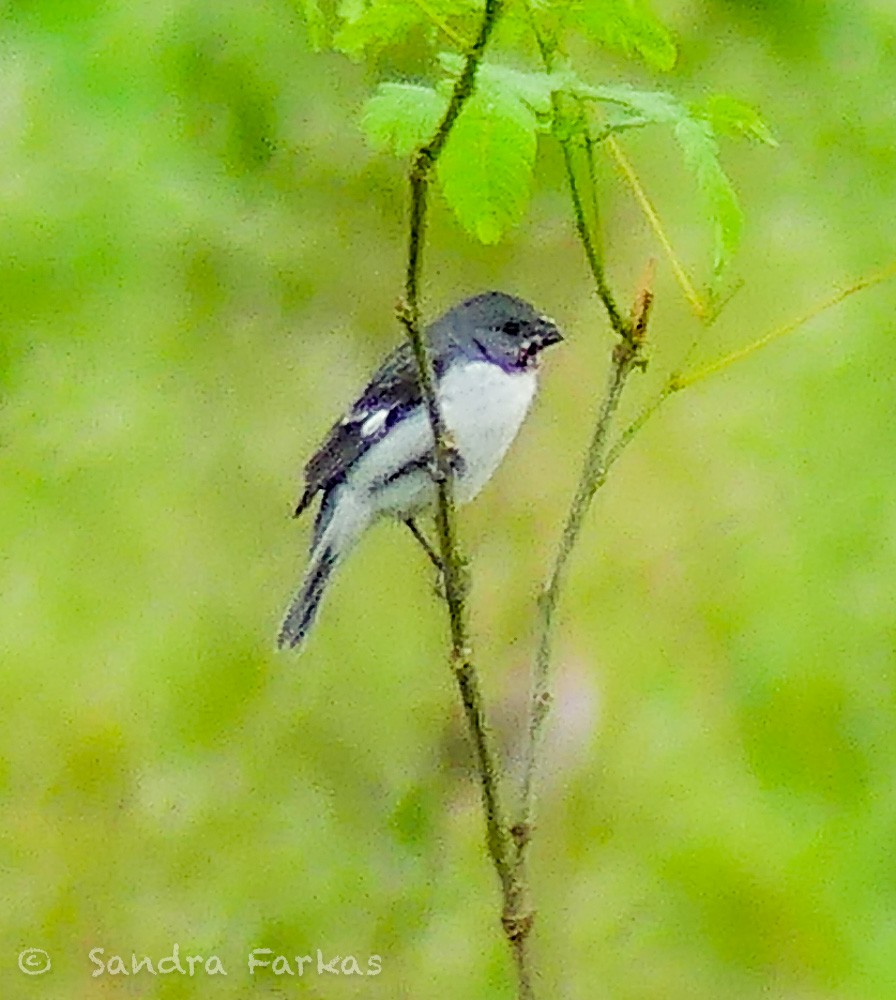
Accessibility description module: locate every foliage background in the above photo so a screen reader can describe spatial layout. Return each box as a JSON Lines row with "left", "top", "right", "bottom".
{"left": 2, "top": 0, "right": 895, "bottom": 996}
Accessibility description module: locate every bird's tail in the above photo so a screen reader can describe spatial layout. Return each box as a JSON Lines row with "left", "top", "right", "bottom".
{"left": 277, "top": 486, "right": 369, "bottom": 651}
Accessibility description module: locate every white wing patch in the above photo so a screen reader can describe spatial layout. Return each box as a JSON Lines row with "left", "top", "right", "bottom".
{"left": 345, "top": 361, "right": 539, "bottom": 520}
{"left": 360, "top": 408, "right": 390, "bottom": 438}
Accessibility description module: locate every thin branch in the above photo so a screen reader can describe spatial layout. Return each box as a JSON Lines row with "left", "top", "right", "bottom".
{"left": 523, "top": 353, "right": 634, "bottom": 763}
{"left": 504, "top": 12, "right": 652, "bottom": 978}
{"left": 509, "top": 261, "right": 896, "bottom": 874}
{"left": 401, "top": 8, "right": 891, "bottom": 997}
{"left": 583, "top": 126, "right": 605, "bottom": 266}
{"left": 396, "top": 0, "right": 530, "bottom": 993}
{"left": 559, "top": 138, "right": 629, "bottom": 339}
{"left": 602, "top": 260, "right": 896, "bottom": 481}
{"left": 409, "top": 0, "right": 468, "bottom": 47}
{"left": 516, "top": 265, "right": 653, "bottom": 850}
{"left": 605, "top": 380, "right": 672, "bottom": 472}
{"left": 673, "top": 261, "right": 896, "bottom": 389}
{"left": 525, "top": 6, "right": 627, "bottom": 340}
{"left": 606, "top": 136, "right": 708, "bottom": 321}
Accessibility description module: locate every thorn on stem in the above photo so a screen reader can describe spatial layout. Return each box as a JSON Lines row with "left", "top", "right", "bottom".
{"left": 502, "top": 910, "right": 535, "bottom": 943}
{"left": 451, "top": 648, "right": 474, "bottom": 675}
{"left": 629, "top": 257, "right": 657, "bottom": 346}
{"left": 433, "top": 576, "right": 448, "bottom": 601}
{"left": 534, "top": 689, "right": 552, "bottom": 724}
{"left": 395, "top": 296, "right": 415, "bottom": 332}
{"left": 412, "top": 145, "right": 434, "bottom": 180}
{"left": 511, "top": 822, "right": 533, "bottom": 849}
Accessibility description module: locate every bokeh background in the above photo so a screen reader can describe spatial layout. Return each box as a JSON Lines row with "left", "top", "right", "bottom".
{"left": 3, "top": 0, "right": 895, "bottom": 997}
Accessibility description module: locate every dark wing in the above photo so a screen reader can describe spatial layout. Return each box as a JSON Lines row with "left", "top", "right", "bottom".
{"left": 294, "top": 340, "right": 432, "bottom": 517}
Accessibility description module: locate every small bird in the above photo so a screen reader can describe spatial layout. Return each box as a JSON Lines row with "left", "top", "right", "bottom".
{"left": 278, "top": 291, "right": 563, "bottom": 650}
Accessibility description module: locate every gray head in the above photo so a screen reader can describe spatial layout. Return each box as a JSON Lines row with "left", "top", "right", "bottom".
{"left": 431, "top": 291, "right": 563, "bottom": 370}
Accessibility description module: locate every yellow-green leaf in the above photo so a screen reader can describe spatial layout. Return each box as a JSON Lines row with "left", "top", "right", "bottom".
{"left": 577, "top": 0, "right": 677, "bottom": 72}
{"left": 361, "top": 83, "right": 448, "bottom": 157}
{"left": 437, "top": 89, "right": 538, "bottom": 243}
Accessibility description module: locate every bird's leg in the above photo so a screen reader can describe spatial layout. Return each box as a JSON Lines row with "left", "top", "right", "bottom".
{"left": 445, "top": 443, "right": 465, "bottom": 476}
{"left": 425, "top": 434, "right": 466, "bottom": 483}
{"left": 416, "top": 441, "right": 463, "bottom": 600}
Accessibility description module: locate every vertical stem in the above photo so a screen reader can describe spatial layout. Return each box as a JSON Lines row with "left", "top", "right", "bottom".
{"left": 397, "top": 3, "right": 535, "bottom": 997}
{"left": 522, "top": 349, "right": 636, "bottom": 819}
{"left": 511, "top": 20, "right": 656, "bottom": 946}
{"left": 559, "top": 139, "right": 627, "bottom": 338}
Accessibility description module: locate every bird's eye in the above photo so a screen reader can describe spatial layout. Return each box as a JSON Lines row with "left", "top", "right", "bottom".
{"left": 502, "top": 319, "right": 522, "bottom": 336}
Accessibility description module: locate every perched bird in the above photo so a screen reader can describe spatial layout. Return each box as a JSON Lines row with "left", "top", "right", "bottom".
{"left": 278, "top": 291, "right": 563, "bottom": 650}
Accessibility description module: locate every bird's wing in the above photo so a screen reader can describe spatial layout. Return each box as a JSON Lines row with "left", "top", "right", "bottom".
{"left": 294, "top": 340, "right": 451, "bottom": 517}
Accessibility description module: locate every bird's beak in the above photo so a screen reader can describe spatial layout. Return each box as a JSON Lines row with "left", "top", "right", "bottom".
{"left": 518, "top": 315, "right": 564, "bottom": 367}
{"left": 533, "top": 316, "right": 563, "bottom": 350}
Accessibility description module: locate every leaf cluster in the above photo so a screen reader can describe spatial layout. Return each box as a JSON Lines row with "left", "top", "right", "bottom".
{"left": 368, "top": 68, "right": 772, "bottom": 282}
{"left": 302, "top": 0, "right": 774, "bottom": 287}
{"left": 297, "top": 0, "right": 775, "bottom": 307}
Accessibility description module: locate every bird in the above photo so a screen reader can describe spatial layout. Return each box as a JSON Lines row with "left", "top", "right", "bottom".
{"left": 278, "top": 290, "right": 564, "bottom": 650}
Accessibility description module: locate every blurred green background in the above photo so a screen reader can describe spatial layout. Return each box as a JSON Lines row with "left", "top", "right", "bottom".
{"left": 2, "top": 0, "right": 895, "bottom": 997}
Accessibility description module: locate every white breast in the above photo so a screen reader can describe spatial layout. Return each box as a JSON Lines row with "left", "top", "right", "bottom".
{"left": 348, "top": 360, "right": 538, "bottom": 518}
{"left": 438, "top": 360, "right": 537, "bottom": 504}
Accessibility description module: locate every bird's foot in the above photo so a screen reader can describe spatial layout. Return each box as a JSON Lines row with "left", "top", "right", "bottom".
{"left": 427, "top": 436, "right": 465, "bottom": 484}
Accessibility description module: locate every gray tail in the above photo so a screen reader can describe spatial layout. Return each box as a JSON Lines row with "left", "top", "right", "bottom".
{"left": 277, "top": 486, "right": 369, "bottom": 652}
{"left": 277, "top": 545, "right": 338, "bottom": 650}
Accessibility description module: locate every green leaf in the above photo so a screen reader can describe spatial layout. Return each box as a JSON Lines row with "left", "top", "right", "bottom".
{"left": 335, "top": 0, "right": 483, "bottom": 57}
{"left": 574, "top": 81, "right": 746, "bottom": 277}
{"left": 577, "top": 82, "right": 682, "bottom": 129}
{"left": 299, "top": 0, "right": 327, "bottom": 51}
{"left": 439, "top": 53, "right": 560, "bottom": 115}
{"left": 361, "top": 83, "right": 449, "bottom": 157}
{"left": 576, "top": 0, "right": 677, "bottom": 71}
{"left": 694, "top": 95, "right": 778, "bottom": 147}
{"left": 437, "top": 88, "right": 538, "bottom": 243}
{"left": 672, "top": 117, "right": 744, "bottom": 277}
{"left": 336, "top": 0, "right": 428, "bottom": 57}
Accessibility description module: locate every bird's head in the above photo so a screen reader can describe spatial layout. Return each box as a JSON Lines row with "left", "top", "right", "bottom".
{"left": 445, "top": 291, "right": 564, "bottom": 370}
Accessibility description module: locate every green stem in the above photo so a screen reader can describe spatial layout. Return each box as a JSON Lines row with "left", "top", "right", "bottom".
{"left": 517, "top": 341, "right": 640, "bottom": 849}
{"left": 397, "top": 2, "right": 533, "bottom": 996}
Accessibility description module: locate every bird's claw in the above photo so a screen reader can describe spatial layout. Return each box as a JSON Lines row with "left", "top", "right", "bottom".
{"left": 427, "top": 437, "right": 465, "bottom": 483}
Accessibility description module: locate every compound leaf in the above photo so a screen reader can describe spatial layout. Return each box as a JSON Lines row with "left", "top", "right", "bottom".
{"left": 361, "top": 82, "right": 448, "bottom": 156}
{"left": 438, "top": 88, "right": 538, "bottom": 243}
{"left": 577, "top": 0, "right": 677, "bottom": 71}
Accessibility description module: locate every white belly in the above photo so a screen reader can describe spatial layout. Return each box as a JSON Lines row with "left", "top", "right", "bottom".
{"left": 349, "top": 360, "right": 538, "bottom": 516}
{"left": 440, "top": 360, "right": 537, "bottom": 503}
